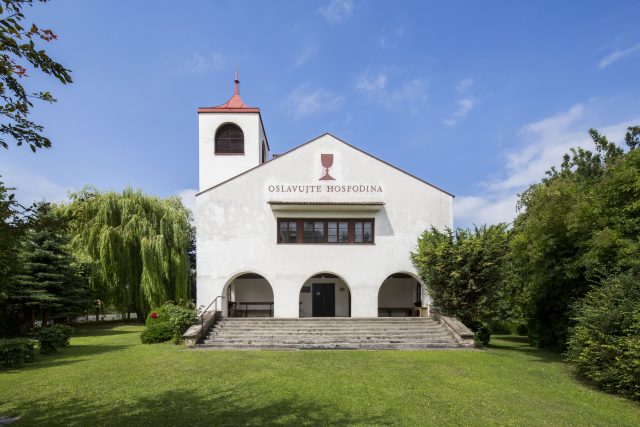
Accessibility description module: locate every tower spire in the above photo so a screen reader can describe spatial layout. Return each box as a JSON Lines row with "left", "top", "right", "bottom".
{"left": 199, "top": 67, "right": 257, "bottom": 111}
{"left": 234, "top": 66, "right": 239, "bottom": 95}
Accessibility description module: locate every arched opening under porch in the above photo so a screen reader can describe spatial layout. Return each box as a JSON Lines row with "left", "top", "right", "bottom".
{"left": 377, "top": 272, "right": 428, "bottom": 317}
{"left": 223, "top": 273, "right": 274, "bottom": 317}
{"left": 299, "top": 273, "right": 351, "bottom": 318}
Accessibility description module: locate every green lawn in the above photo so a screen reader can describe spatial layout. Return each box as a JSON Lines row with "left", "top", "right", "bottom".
{"left": 1, "top": 324, "right": 639, "bottom": 426}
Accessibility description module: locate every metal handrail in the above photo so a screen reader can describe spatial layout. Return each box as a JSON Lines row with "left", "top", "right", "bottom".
{"left": 199, "top": 295, "right": 226, "bottom": 329}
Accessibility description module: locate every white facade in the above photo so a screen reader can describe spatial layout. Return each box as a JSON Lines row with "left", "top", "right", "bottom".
{"left": 198, "top": 112, "right": 268, "bottom": 191}
{"left": 196, "top": 80, "right": 453, "bottom": 318}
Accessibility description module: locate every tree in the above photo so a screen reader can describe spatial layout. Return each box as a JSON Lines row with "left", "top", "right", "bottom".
{"left": 0, "top": 0, "right": 72, "bottom": 152}
{"left": 10, "top": 202, "right": 90, "bottom": 330}
{"left": 411, "top": 224, "right": 511, "bottom": 326}
{"left": 566, "top": 270, "right": 640, "bottom": 401}
{"left": 0, "top": 175, "right": 29, "bottom": 335}
{"left": 511, "top": 126, "right": 640, "bottom": 349}
{"left": 64, "top": 188, "right": 194, "bottom": 319}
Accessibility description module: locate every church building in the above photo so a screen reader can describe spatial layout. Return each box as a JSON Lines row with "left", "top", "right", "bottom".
{"left": 196, "top": 74, "right": 453, "bottom": 318}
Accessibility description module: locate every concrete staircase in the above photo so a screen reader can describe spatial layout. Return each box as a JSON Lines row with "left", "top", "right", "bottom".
{"left": 197, "top": 317, "right": 463, "bottom": 350}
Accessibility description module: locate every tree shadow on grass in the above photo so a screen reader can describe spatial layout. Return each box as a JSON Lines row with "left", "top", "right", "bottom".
{"left": 495, "top": 335, "right": 529, "bottom": 344}
{"left": 7, "top": 388, "right": 393, "bottom": 426}
{"left": 72, "top": 324, "right": 141, "bottom": 337}
{"left": 2, "top": 344, "right": 133, "bottom": 374}
{"left": 488, "top": 336, "right": 627, "bottom": 396}
{"left": 487, "top": 335, "right": 562, "bottom": 364}
{"left": 8, "top": 324, "right": 137, "bottom": 342}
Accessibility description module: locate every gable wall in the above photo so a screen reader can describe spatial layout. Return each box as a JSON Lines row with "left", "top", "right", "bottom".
{"left": 196, "top": 134, "right": 452, "bottom": 317}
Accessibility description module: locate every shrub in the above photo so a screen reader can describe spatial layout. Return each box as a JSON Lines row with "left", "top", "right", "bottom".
{"left": 566, "top": 272, "right": 640, "bottom": 401}
{"left": 140, "top": 321, "right": 174, "bottom": 344}
{"left": 36, "top": 324, "right": 73, "bottom": 354}
{"left": 141, "top": 301, "right": 197, "bottom": 344}
{"left": 412, "top": 225, "right": 511, "bottom": 327}
{"left": 0, "top": 338, "right": 36, "bottom": 369}
{"left": 55, "top": 325, "right": 73, "bottom": 347}
{"left": 489, "top": 320, "right": 513, "bottom": 335}
{"left": 470, "top": 322, "right": 491, "bottom": 348}
{"left": 516, "top": 323, "right": 528, "bottom": 336}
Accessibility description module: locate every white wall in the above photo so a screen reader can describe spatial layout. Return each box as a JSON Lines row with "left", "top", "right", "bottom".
{"left": 196, "top": 134, "right": 453, "bottom": 317}
{"left": 259, "top": 120, "right": 269, "bottom": 164}
{"left": 378, "top": 277, "right": 420, "bottom": 308}
{"left": 230, "top": 278, "right": 274, "bottom": 302}
{"left": 198, "top": 112, "right": 266, "bottom": 191}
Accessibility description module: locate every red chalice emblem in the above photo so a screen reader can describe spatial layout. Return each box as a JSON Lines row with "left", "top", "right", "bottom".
{"left": 320, "top": 154, "right": 335, "bottom": 180}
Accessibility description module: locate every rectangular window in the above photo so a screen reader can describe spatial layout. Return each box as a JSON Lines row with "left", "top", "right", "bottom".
{"left": 278, "top": 221, "right": 297, "bottom": 243}
{"left": 354, "top": 221, "right": 363, "bottom": 243}
{"left": 354, "top": 221, "right": 373, "bottom": 243}
{"left": 278, "top": 219, "right": 374, "bottom": 244}
{"left": 303, "top": 221, "right": 325, "bottom": 243}
{"left": 327, "top": 221, "right": 338, "bottom": 243}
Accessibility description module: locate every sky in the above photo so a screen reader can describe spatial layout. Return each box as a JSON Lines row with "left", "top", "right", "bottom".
{"left": 1, "top": 0, "right": 639, "bottom": 227}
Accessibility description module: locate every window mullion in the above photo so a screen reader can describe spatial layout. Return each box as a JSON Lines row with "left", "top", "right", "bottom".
{"left": 324, "top": 220, "right": 328, "bottom": 243}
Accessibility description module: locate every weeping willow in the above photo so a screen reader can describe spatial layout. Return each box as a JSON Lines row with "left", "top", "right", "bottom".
{"left": 63, "top": 187, "right": 193, "bottom": 317}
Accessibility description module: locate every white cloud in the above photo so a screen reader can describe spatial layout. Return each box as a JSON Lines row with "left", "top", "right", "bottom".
{"left": 293, "top": 43, "right": 319, "bottom": 68}
{"left": 443, "top": 78, "right": 478, "bottom": 126}
{"left": 179, "top": 52, "right": 224, "bottom": 73}
{"left": 377, "top": 27, "right": 405, "bottom": 49}
{"left": 355, "top": 72, "right": 387, "bottom": 95}
{"left": 284, "top": 85, "right": 344, "bottom": 119}
{"left": 455, "top": 194, "right": 519, "bottom": 227}
{"left": 456, "top": 78, "right": 474, "bottom": 92}
{"left": 389, "top": 79, "right": 427, "bottom": 105}
{"left": 0, "top": 163, "right": 71, "bottom": 206}
{"left": 177, "top": 188, "right": 197, "bottom": 216}
{"left": 355, "top": 73, "right": 427, "bottom": 109}
{"left": 490, "top": 104, "right": 584, "bottom": 191}
{"left": 377, "top": 35, "right": 389, "bottom": 49}
{"left": 598, "top": 42, "right": 640, "bottom": 69}
{"left": 318, "top": 0, "right": 354, "bottom": 24}
{"left": 443, "top": 97, "right": 477, "bottom": 127}
{"left": 455, "top": 103, "right": 640, "bottom": 228}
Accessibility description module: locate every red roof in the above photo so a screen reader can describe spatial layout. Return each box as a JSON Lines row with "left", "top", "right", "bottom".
{"left": 198, "top": 70, "right": 260, "bottom": 113}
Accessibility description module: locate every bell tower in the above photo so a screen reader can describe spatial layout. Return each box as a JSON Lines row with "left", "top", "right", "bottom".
{"left": 198, "top": 70, "right": 269, "bottom": 191}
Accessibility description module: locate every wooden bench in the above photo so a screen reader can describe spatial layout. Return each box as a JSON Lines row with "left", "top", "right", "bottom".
{"left": 228, "top": 301, "right": 274, "bottom": 317}
{"left": 378, "top": 307, "right": 421, "bottom": 317}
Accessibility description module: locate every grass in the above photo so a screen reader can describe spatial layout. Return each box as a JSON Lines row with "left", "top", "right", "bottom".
{"left": 1, "top": 324, "right": 639, "bottom": 426}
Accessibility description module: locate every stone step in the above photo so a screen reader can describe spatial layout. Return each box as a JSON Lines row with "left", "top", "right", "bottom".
{"left": 210, "top": 332, "right": 446, "bottom": 338}
{"left": 203, "top": 339, "right": 458, "bottom": 346}
{"left": 215, "top": 322, "right": 440, "bottom": 326}
{"left": 218, "top": 320, "right": 436, "bottom": 324}
{"left": 197, "top": 342, "right": 460, "bottom": 350}
{"left": 203, "top": 337, "right": 452, "bottom": 345}
{"left": 206, "top": 330, "right": 451, "bottom": 339}
{"left": 213, "top": 323, "right": 441, "bottom": 328}
{"left": 219, "top": 318, "right": 436, "bottom": 323}
{"left": 211, "top": 326, "right": 445, "bottom": 332}
{"left": 208, "top": 338, "right": 454, "bottom": 344}
{"left": 195, "top": 317, "right": 462, "bottom": 350}
{"left": 214, "top": 321, "right": 440, "bottom": 326}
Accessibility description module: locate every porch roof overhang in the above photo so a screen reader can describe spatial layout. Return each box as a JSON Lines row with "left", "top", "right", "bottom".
{"left": 268, "top": 201, "right": 384, "bottom": 212}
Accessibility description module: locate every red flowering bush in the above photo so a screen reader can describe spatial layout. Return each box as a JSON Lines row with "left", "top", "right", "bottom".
{"left": 141, "top": 302, "right": 197, "bottom": 344}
